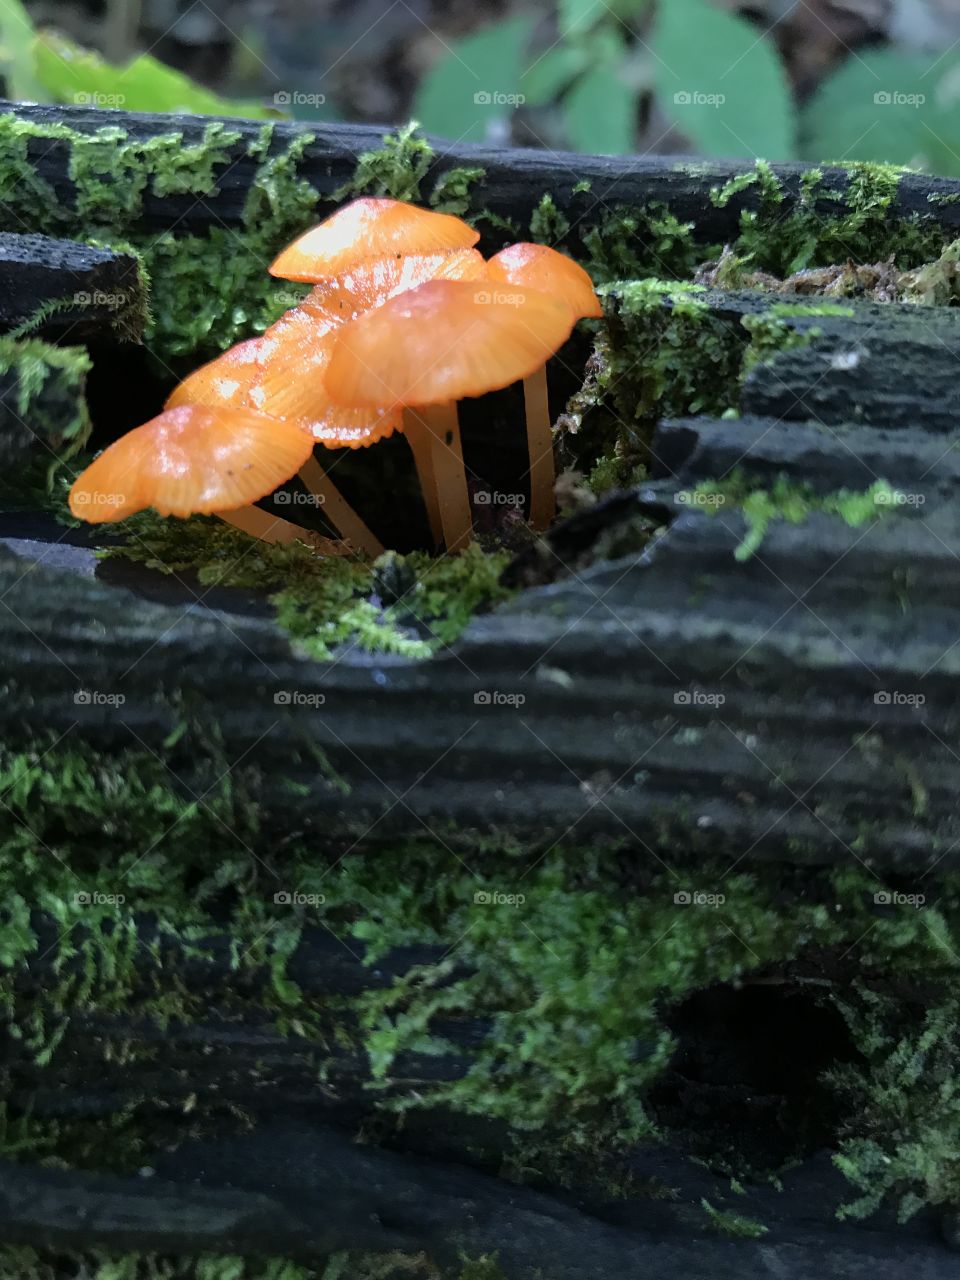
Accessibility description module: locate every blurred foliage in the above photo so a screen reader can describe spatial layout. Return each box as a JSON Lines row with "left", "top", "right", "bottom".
{"left": 0, "top": 0, "right": 275, "bottom": 117}
{"left": 407, "top": 0, "right": 960, "bottom": 174}
{"left": 4, "top": 0, "right": 960, "bottom": 173}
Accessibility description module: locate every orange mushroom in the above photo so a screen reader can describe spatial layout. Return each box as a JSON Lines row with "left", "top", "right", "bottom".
{"left": 269, "top": 198, "right": 479, "bottom": 283}
{"left": 68, "top": 404, "right": 337, "bottom": 550}
{"left": 324, "top": 279, "right": 577, "bottom": 551}
{"left": 486, "top": 244, "right": 602, "bottom": 530}
{"left": 256, "top": 249, "right": 487, "bottom": 547}
{"left": 166, "top": 328, "right": 386, "bottom": 557}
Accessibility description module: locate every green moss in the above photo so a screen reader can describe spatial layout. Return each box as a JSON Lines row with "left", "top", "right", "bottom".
{"left": 581, "top": 204, "right": 701, "bottom": 283}
{"left": 0, "top": 115, "right": 319, "bottom": 361}
{"left": 429, "top": 166, "right": 486, "bottom": 217}
{"left": 333, "top": 121, "right": 434, "bottom": 204}
{"left": 101, "top": 511, "right": 512, "bottom": 659}
{"left": 597, "top": 280, "right": 742, "bottom": 459}
{"left": 700, "top": 1198, "right": 768, "bottom": 1239}
{"left": 0, "top": 334, "right": 92, "bottom": 458}
{"left": 726, "top": 162, "right": 945, "bottom": 275}
{"left": 739, "top": 311, "right": 821, "bottom": 376}
{"left": 831, "top": 996, "right": 960, "bottom": 1223}
{"left": 529, "top": 192, "right": 570, "bottom": 245}
{"left": 1, "top": 731, "right": 959, "bottom": 1221}
{"left": 685, "top": 473, "right": 902, "bottom": 561}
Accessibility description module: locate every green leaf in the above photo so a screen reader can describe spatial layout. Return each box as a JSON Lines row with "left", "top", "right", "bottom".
{"left": 558, "top": 0, "right": 602, "bottom": 38}
{"left": 0, "top": 0, "right": 43, "bottom": 100}
{"left": 801, "top": 48, "right": 960, "bottom": 175}
{"left": 653, "top": 0, "right": 794, "bottom": 159}
{"left": 413, "top": 15, "right": 535, "bottom": 142}
{"left": 565, "top": 64, "right": 636, "bottom": 154}
{"left": 521, "top": 46, "right": 591, "bottom": 106}
{"left": 34, "top": 32, "right": 275, "bottom": 118}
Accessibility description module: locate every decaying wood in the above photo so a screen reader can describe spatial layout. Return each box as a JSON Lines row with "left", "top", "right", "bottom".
{"left": 0, "top": 231, "right": 144, "bottom": 342}
{"left": 0, "top": 1126, "right": 953, "bottom": 1279}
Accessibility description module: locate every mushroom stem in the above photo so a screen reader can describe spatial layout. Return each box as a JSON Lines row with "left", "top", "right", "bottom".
{"left": 217, "top": 505, "right": 304, "bottom": 543}
{"left": 423, "top": 401, "right": 473, "bottom": 552}
{"left": 217, "top": 505, "right": 343, "bottom": 554}
{"left": 298, "top": 455, "right": 385, "bottom": 557}
{"left": 522, "top": 365, "right": 556, "bottom": 531}
{"left": 403, "top": 408, "right": 443, "bottom": 547}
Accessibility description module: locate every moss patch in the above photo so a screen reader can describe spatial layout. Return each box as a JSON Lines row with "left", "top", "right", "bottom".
{"left": 684, "top": 473, "right": 903, "bottom": 560}
{"left": 1, "top": 732, "right": 959, "bottom": 1224}
{"left": 101, "top": 510, "right": 513, "bottom": 659}
{"left": 0, "top": 334, "right": 92, "bottom": 461}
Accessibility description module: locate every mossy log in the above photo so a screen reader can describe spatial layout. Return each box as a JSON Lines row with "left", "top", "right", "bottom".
{"left": 4, "top": 101, "right": 960, "bottom": 253}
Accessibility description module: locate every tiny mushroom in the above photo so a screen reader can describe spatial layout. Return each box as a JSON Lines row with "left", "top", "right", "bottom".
{"left": 324, "top": 279, "right": 577, "bottom": 551}
{"left": 68, "top": 404, "right": 341, "bottom": 550}
{"left": 486, "top": 243, "right": 602, "bottom": 530}
{"left": 269, "top": 197, "right": 480, "bottom": 282}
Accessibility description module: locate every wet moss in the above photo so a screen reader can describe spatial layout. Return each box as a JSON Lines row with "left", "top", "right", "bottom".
{"left": 101, "top": 511, "right": 513, "bottom": 659}
{"left": 684, "top": 473, "right": 903, "bottom": 560}
{"left": 0, "top": 335, "right": 92, "bottom": 459}
{"left": 1, "top": 734, "right": 958, "bottom": 1222}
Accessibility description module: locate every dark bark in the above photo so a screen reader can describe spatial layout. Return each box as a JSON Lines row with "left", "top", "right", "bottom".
{"left": 0, "top": 232, "right": 144, "bottom": 342}
{"left": 0, "top": 1127, "right": 953, "bottom": 1279}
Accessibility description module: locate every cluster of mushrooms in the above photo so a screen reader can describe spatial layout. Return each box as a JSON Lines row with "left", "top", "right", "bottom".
{"left": 70, "top": 197, "right": 602, "bottom": 556}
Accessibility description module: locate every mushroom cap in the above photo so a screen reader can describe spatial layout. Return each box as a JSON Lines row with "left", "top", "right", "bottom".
{"left": 269, "top": 198, "right": 480, "bottom": 283}
{"left": 69, "top": 404, "right": 315, "bottom": 522}
{"left": 487, "top": 243, "right": 602, "bottom": 319}
{"left": 324, "top": 279, "right": 577, "bottom": 409}
{"left": 251, "top": 317, "right": 402, "bottom": 449}
{"left": 165, "top": 315, "right": 399, "bottom": 450}
{"left": 304, "top": 248, "right": 487, "bottom": 323}
{"left": 165, "top": 336, "right": 272, "bottom": 411}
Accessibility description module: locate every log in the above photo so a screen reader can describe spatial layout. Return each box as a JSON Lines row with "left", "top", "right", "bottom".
{"left": 0, "top": 1126, "right": 954, "bottom": 1280}
{"left": 3, "top": 102, "right": 960, "bottom": 253}
{"left": 0, "top": 232, "right": 145, "bottom": 343}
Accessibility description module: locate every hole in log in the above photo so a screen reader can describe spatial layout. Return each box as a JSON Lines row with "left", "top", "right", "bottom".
{"left": 648, "top": 981, "right": 861, "bottom": 1171}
